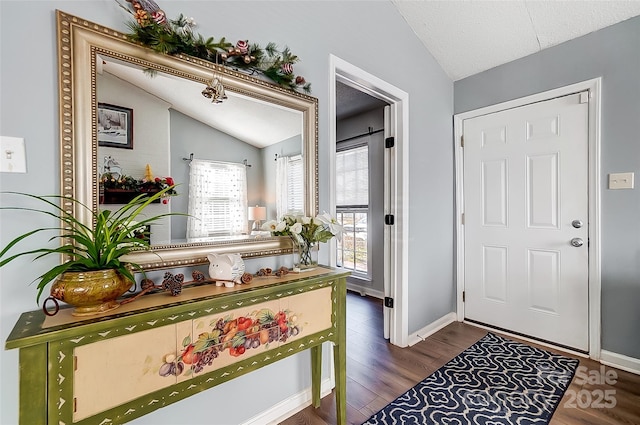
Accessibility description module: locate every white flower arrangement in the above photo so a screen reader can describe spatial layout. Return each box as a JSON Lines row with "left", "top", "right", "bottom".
{"left": 262, "top": 212, "right": 342, "bottom": 244}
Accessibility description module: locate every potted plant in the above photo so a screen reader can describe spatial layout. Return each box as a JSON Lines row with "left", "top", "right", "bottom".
{"left": 262, "top": 212, "right": 342, "bottom": 271}
{"left": 0, "top": 186, "right": 177, "bottom": 316}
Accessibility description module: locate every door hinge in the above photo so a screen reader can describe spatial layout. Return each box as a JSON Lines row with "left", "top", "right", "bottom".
{"left": 384, "top": 297, "right": 394, "bottom": 308}
{"left": 462, "top": 291, "right": 465, "bottom": 302}
{"left": 385, "top": 136, "right": 395, "bottom": 148}
{"left": 580, "top": 92, "right": 589, "bottom": 104}
{"left": 461, "top": 135, "right": 464, "bottom": 148}
{"left": 461, "top": 213, "right": 465, "bottom": 225}
{"left": 74, "top": 355, "right": 77, "bottom": 371}
{"left": 384, "top": 214, "right": 395, "bottom": 225}
{"left": 74, "top": 397, "right": 77, "bottom": 413}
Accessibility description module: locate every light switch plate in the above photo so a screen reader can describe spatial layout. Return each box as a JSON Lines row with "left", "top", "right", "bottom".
{"left": 0, "top": 136, "right": 27, "bottom": 173}
{"left": 608, "top": 172, "right": 634, "bottom": 189}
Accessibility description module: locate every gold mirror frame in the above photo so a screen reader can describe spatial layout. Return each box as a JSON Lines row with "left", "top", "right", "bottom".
{"left": 56, "top": 11, "right": 318, "bottom": 270}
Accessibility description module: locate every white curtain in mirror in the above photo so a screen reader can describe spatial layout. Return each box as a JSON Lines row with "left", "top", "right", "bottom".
{"left": 187, "top": 159, "right": 248, "bottom": 240}
{"left": 276, "top": 155, "right": 304, "bottom": 219}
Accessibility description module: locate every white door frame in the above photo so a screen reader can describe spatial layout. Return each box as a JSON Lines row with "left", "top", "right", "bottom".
{"left": 329, "top": 54, "right": 410, "bottom": 347}
{"left": 454, "top": 78, "right": 602, "bottom": 359}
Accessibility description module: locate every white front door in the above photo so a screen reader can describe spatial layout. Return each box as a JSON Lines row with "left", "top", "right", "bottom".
{"left": 463, "top": 92, "right": 589, "bottom": 351}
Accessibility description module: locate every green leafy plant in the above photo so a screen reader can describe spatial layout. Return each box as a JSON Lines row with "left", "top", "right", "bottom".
{"left": 0, "top": 186, "right": 178, "bottom": 303}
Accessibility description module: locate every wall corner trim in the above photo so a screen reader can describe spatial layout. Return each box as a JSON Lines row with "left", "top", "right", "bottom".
{"left": 600, "top": 350, "right": 640, "bottom": 376}
{"left": 408, "top": 312, "right": 457, "bottom": 347}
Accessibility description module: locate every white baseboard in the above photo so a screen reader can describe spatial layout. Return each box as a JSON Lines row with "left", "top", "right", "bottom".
{"left": 408, "top": 312, "right": 457, "bottom": 347}
{"left": 240, "top": 378, "right": 334, "bottom": 425}
{"left": 346, "top": 283, "right": 384, "bottom": 299}
{"left": 600, "top": 350, "right": 640, "bottom": 375}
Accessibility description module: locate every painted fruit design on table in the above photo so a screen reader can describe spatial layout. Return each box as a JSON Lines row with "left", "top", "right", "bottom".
{"left": 159, "top": 308, "right": 301, "bottom": 377}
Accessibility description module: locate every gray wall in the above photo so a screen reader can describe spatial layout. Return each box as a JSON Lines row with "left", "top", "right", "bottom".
{"left": 0, "top": 1, "right": 453, "bottom": 424}
{"left": 454, "top": 16, "right": 640, "bottom": 359}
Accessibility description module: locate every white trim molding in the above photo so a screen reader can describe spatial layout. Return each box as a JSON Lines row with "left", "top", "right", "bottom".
{"left": 241, "top": 378, "right": 334, "bottom": 425}
{"left": 453, "top": 78, "right": 602, "bottom": 359}
{"left": 600, "top": 350, "right": 640, "bottom": 376}
{"left": 409, "top": 312, "right": 457, "bottom": 347}
{"left": 346, "top": 284, "right": 385, "bottom": 299}
{"left": 329, "top": 54, "right": 410, "bottom": 347}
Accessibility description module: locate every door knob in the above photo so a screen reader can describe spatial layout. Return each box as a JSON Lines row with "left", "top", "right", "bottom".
{"left": 570, "top": 238, "right": 584, "bottom": 247}
{"left": 572, "top": 219, "right": 583, "bottom": 229}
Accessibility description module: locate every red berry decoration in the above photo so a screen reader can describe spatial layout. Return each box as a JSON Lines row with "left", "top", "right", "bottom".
{"left": 151, "top": 10, "right": 166, "bottom": 24}
{"left": 281, "top": 63, "right": 293, "bottom": 74}
{"left": 236, "top": 40, "right": 249, "bottom": 54}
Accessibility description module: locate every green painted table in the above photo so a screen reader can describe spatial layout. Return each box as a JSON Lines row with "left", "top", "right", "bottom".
{"left": 6, "top": 267, "right": 349, "bottom": 424}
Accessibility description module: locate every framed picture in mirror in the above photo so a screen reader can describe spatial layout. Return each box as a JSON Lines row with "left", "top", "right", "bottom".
{"left": 98, "top": 103, "right": 133, "bottom": 149}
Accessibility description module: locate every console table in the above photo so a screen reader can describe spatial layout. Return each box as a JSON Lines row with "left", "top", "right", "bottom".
{"left": 5, "top": 267, "right": 349, "bottom": 424}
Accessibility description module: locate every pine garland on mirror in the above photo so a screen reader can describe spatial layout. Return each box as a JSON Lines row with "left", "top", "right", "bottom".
{"left": 116, "top": 0, "right": 312, "bottom": 93}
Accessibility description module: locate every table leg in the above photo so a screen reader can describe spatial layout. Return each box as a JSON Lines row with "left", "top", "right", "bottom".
{"left": 310, "top": 345, "right": 322, "bottom": 408}
{"left": 334, "top": 276, "right": 347, "bottom": 425}
{"left": 19, "top": 345, "right": 48, "bottom": 424}
{"left": 333, "top": 342, "right": 346, "bottom": 424}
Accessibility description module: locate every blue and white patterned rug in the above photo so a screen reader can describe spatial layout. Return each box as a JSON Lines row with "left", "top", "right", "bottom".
{"left": 363, "top": 333, "right": 579, "bottom": 425}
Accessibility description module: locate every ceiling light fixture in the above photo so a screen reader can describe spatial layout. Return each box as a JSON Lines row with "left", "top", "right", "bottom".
{"left": 202, "top": 73, "right": 227, "bottom": 104}
{"left": 202, "top": 55, "right": 228, "bottom": 104}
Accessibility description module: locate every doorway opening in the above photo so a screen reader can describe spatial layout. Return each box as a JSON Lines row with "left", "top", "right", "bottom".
{"left": 329, "top": 55, "right": 409, "bottom": 347}
{"left": 335, "top": 82, "right": 387, "bottom": 295}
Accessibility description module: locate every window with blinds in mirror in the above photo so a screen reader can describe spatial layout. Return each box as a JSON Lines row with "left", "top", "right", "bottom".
{"left": 276, "top": 155, "right": 304, "bottom": 219}
{"left": 187, "top": 159, "right": 248, "bottom": 241}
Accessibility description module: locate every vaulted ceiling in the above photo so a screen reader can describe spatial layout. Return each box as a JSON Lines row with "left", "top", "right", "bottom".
{"left": 104, "top": 2, "right": 640, "bottom": 130}
{"left": 391, "top": 0, "right": 640, "bottom": 81}
{"left": 338, "top": 1, "right": 640, "bottom": 119}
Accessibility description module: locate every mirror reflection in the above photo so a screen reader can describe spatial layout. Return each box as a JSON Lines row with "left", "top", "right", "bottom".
{"left": 96, "top": 57, "right": 304, "bottom": 245}
{"left": 56, "top": 11, "right": 318, "bottom": 269}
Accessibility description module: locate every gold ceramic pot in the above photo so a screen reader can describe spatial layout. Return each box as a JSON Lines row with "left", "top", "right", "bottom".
{"left": 50, "top": 269, "right": 133, "bottom": 316}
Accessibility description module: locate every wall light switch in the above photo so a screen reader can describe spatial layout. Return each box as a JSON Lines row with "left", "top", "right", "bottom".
{"left": 1, "top": 136, "right": 27, "bottom": 173}
{"left": 608, "top": 172, "right": 634, "bottom": 189}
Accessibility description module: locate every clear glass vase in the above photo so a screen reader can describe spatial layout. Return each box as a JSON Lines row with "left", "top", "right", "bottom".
{"left": 292, "top": 237, "right": 319, "bottom": 271}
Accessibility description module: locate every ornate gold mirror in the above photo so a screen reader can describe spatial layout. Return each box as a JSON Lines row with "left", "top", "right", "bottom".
{"left": 57, "top": 11, "right": 318, "bottom": 270}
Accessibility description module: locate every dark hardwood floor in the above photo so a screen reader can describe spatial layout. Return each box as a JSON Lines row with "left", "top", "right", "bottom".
{"left": 280, "top": 291, "right": 640, "bottom": 425}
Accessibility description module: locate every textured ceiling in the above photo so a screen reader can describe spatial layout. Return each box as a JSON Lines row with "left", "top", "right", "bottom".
{"left": 391, "top": 0, "right": 640, "bottom": 81}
